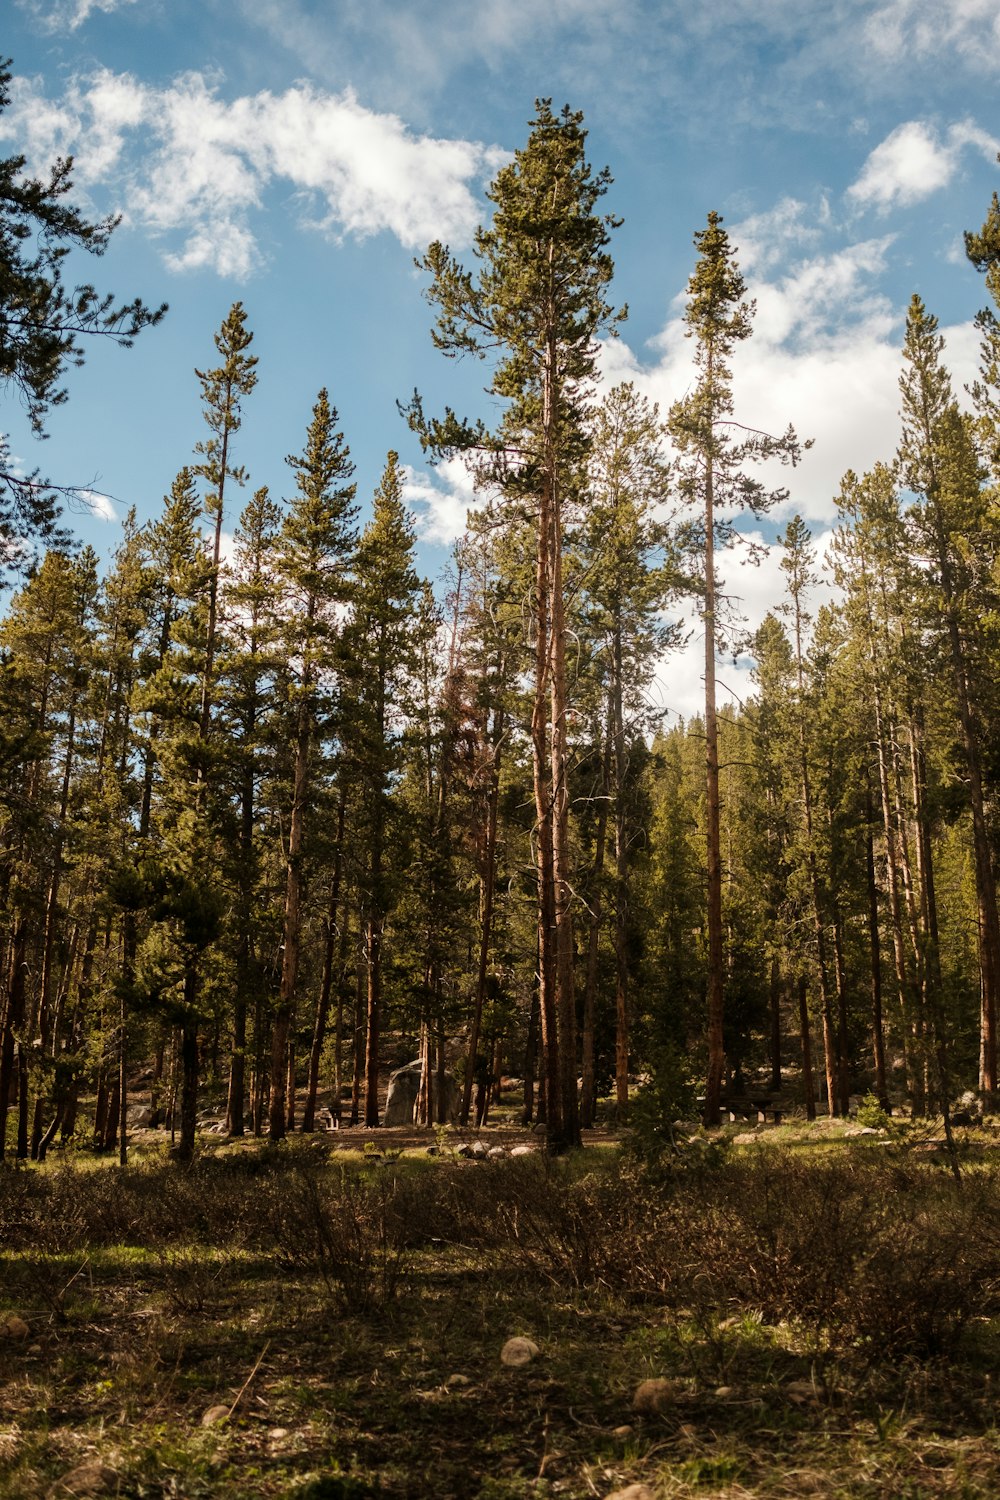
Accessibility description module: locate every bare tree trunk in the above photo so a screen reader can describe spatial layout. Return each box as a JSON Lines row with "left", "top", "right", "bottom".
{"left": 864, "top": 781, "right": 889, "bottom": 1110}
{"left": 270, "top": 709, "right": 310, "bottom": 1140}
{"left": 703, "top": 456, "right": 726, "bottom": 1127}
{"left": 798, "top": 976, "right": 816, "bottom": 1121}
{"left": 303, "top": 787, "right": 347, "bottom": 1132}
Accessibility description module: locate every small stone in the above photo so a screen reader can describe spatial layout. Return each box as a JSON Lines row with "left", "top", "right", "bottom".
{"left": 201, "top": 1404, "right": 230, "bottom": 1427}
{"left": 633, "top": 1376, "right": 674, "bottom": 1414}
{"left": 510, "top": 1145, "right": 535, "bottom": 1157}
{"left": 267, "top": 1427, "right": 288, "bottom": 1440}
{"left": 714, "top": 1385, "right": 733, "bottom": 1397}
{"left": 500, "top": 1336, "right": 539, "bottom": 1367}
{"left": 27, "top": 1344, "right": 42, "bottom": 1354}
{"left": 445, "top": 1373, "right": 472, "bottom": 1388}
{"left": 47, "top": 1462, "right": 119, "bottom": 1497}
{"left": 612, "top": 1424, "right": 633, "bottom": 1439}
{"left": 605, "top": 1486, "right": 656, "bottom": 1500}
{"left": 784, "top": 1380, "right": 819, "bottom": 1404}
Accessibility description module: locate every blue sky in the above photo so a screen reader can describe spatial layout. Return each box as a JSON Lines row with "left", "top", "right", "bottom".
{"left": 3, "top": 0, "right": 999, "bottom": 717}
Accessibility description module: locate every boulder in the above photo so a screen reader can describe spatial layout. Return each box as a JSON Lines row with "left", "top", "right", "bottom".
{"left": 500, "top": 1337, "right": 539, "bottom": 1367}
{"left": 383, "top": 1059, "right": 460, "bottom": 1126}
{"left": 384, "top": 1060, "right": 422, "bottom": 1126}
{"left": 126, "top": 1104, "right": 152, "bottom": 1127}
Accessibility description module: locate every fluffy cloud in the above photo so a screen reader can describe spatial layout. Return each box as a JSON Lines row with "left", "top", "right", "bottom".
{"left": 847, "top": 118, "right": 1000, "bottom": 213}
{"left": 403, "top": 456, "right": 485, "bottom": 546}
{"left": 0, "top": 69, "right": 505, "bottom": 277}
{"left": 78, "top": 489, "right": 118, "bottom": 521}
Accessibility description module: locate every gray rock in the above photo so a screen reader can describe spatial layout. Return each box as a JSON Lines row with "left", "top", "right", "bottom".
{"left": 126, "top": 1104, "right": 152, "bottom": 1127}
{"left": 383, "top": 1059, "right": 423, "bottom": 1126}
{"left": 383, "top": 1059, "right": 459, "bottom": 1126}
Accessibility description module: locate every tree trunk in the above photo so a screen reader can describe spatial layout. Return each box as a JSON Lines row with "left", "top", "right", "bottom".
{"left": 703, "top": 455, "right": 726, "bottom": 1127}
{"left": 798, "top": 976, "right": 816, "bottom": 1121}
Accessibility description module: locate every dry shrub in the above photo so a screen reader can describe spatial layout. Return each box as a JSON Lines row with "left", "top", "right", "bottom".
{"left": 262, "top": 1165, "right": 410, "bottom": 1312}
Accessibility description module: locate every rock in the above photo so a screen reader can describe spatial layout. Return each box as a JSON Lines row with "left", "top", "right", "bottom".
{"left": 500, "top": 1336, "right": 539, "bottom": 1367}
{"left": 384, "top": 1058, "right": 459, "bottom": 1126}
{"left": 605, "top": 1487, "right": 656, "bottom": 1500}
{"left": 612, "top": 1424, "right": 633, "bottom": 1439}
{"left": 0, "top": 1314, "right": 29, "bottom": 1339}
{"left": 457, "top": 1141, "right": 488, "bottom": 1159}
{"left": 714, "top": 1385, "right": 733, "bottom": 1397}
{"left": 733, "top": 1131, "right": 759, "bottom": 1145}
{"left": 487, "top": 1145, "right": 507, "bottom": 1158}
{"left": 445, "top": 1373, "right": 472, "bottom": 1388}
{"left": 510, "top": 1144, "right": 535, "bottom": 1158}
{"left": 384, "top": 1059, "right": 423, "bottom": 1126}
{"left": 126, "top": 1104, "right": 152, "bottom": 1127}
{"left": 267, "top": 1427, "right": 288, "bottom": 1440}
{"left": 47, "top": 1462, "right": 120, "bottom": 1497}
{"left": 633, "top": 1377, "right": 674, "bottom": 1414}
{"left": 784, "top": 1380, "right": 819, "bottom": 1404}
{"left": 201, "top": 1404, "right": 230, "bottom": 1427}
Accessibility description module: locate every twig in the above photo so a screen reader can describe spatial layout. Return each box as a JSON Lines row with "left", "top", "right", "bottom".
{"left": 228, "top": 1340, "right": 271, "bottom": 1418}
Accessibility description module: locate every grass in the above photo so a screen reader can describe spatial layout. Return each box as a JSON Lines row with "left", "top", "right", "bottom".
{"left": 2, "top": 1131, "right": 1000, "bottom": 1497}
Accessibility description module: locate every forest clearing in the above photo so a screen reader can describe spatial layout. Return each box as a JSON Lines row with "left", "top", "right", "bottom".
{"left": 4, "top": 15, "right": 1000, "bottom": 1496}
{"left": 2, "top": 1115, "right": 1000, "bottom": 1499}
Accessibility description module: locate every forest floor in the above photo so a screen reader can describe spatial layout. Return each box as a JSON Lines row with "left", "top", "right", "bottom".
{"left": 2, "top": 1117, "right": 1000, "bottom": 1498}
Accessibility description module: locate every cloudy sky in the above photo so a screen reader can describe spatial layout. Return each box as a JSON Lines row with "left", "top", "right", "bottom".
{"left": 3, "top": 0, "right": 999, "bottom": 718}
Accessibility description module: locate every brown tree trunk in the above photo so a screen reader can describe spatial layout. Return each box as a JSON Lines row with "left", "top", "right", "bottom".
{"left": 703, "top": 457, "right": 726, "bottom": 1127}
{"left": 270, "top": 710, "right": 310, "bottom": 1140}
{"left": 302, "top": 788, "right": 347, "bottom": 1132}
{"left": 798, "top": 976, "right": 816, "bottom": 1121}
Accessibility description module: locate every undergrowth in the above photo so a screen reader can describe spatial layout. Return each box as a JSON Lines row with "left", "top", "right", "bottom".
{"left": 2, "top": 1145, "right": 1000, "bottom": 1496}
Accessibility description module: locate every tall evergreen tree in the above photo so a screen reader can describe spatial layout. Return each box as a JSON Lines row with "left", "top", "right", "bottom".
{"left": 409, "top": 101, "right": 623, "bottom": 1150}
{"left": 268, "top": 391, "right": 357, "bottom": 1141}
{"left": 668, "top": 211, "right": 805, "bottom": 1126}
{"left": 348, "top": 452, "right": 421, "bottom": 1127}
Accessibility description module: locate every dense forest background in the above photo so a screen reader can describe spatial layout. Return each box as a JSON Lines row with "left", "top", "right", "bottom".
{"left": 4, "top": 80, "right": 1000, "bottom": 1164}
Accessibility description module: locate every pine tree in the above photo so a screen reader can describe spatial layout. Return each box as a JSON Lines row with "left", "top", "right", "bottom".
{"left": 348, "top": 452, "right": 421, "bottom": 1127}
{"left": 668, "top": 211, "right": 805, "bottom": 1127}
{"left": 216, "top": 485, "right": 282, "bottom": 1135}
{"left": 409, "top": 101, "right": 623, "bottom": 1150}
{"left": 898, "top": 295, "right": 1000, "bottom": 1097}
{"left": 268, "top": 391, "right": 357, "bottom": 1141}
{"left": 579, "top": 382, "right": 675, "bottom": 1122}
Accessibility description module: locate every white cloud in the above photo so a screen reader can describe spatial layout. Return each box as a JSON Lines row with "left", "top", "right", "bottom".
{"left": 847, "top": 118, "right": 1000, "bottom": 213}
{"left": 19, "top": 0, "right": 138, "bottom": 33}
{"left": 864, "top": 0, "right": 1000, "bottom": 67}
{"left": 79, "top": 489, "right": 118, "bottom": 521}
{"left": 403, "top": 457, "right": 484, "bottom": 546}
{"left": 847, "top": 121, "right": 955, "bottom": 211}
{"left": 0, "top": 70, "right": 506, "bottom": 277}
{"left": 650, "top": 528, "right": 842, "bottom": 723}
